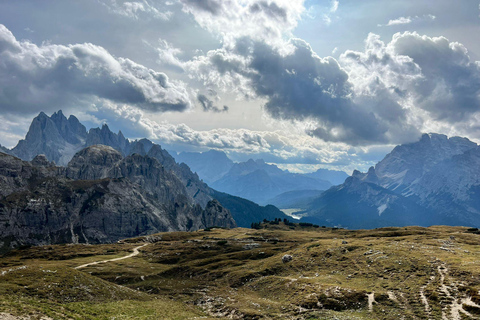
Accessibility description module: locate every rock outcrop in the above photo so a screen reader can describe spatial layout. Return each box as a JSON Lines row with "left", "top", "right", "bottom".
{"left": 0, "top": 147, "right": 236, "bottom": 253}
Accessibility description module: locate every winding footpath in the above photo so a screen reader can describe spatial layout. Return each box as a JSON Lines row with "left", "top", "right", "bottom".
{"left": 74, "top": 243, "right": 149, "bottom": 270}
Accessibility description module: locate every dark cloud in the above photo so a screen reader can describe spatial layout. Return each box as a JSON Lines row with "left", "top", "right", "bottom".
{"left": 179, "top": 0, "right": 222, "bottom": 15}
{"left": 249, "top": 1, "right": 287, "bottom": 21}
{"left": 197, "top": 94, "right": 228, "bottom": 113}
{"left": 194, "top": 37, "right": 417, "bottom": 145}
{"left": 0, "top": 25, "right": 192, "bottom": 115}
{"left": 391, "top": 32, "right": 480, "bottom": 122}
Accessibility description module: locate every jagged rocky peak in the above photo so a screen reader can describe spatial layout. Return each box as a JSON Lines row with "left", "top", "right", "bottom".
{"left": 31, "top": 154, "right": 55, "bottom": 167}
{"left": 375, "top": 133, "right": 477, "bottom": 176}
{"left": 67, "top": 145, "right": 123, "bottom": 180}
{"left": 10, "top": 110, "right": 88, "bottom": 165}
{"left": 203, "top": 199, "right": 237, "bottom": 228}
{"left": 86, "top": 124, "right": 129, "bottom": 154}
{"left": 50, "top": 110, "right": 87, "bottom": 145}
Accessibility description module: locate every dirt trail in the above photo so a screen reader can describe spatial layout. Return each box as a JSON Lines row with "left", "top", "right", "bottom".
{"left": 74, "top": 243, "right": 148, "bottom": 270}
{"left": 367, "top": 292, "right": 375, "bottom": 312}
{"left": 419, "top": 275, "right": 435, "bottom": 318}
{"left": 435, "top": 263, "right": 478, "bottom": 320}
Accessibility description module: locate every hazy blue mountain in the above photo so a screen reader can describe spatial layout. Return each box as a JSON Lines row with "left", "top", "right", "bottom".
{"left": 173, "top": 150, "right": 234, "bottom": 184}
{"left": 210, "top": 190, "right": 289, "bottom": 228}
{"left": 211, "top": 159, "right": 332, "bottom": 205}
{"left": 301, "top": 176, "right": 439, "bottom": 229}
{"left": 302, "top": 133, "right": 480, "bottom": 228}
{"left": 267, "top": 189, "right": 324, "bottom": 209}
{"left": 0, "top": 144, "right": 11, "bottom": 155}
{"left": 304, "top": 168, "right": 349, "bottom": 186}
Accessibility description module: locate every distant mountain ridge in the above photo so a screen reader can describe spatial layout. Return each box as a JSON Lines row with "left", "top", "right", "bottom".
{"left": 211, "top": 159, "right": 333, "bottom": 205}
{"left": 301, "top": 133, "right": 480, "bottom": 228}
{"left": 173, "top": 151, "right": 349, "bottom": 206}
{"left": 174, "top": 150, "right": 234, "bottom": 184}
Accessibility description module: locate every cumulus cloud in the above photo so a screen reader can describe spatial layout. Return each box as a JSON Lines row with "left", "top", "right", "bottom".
{"left": 188, "top": 36, "right": 421, "bottom": 145}
{"left": 100, "top": 0, "right": 173, "bottom": 20}
{"left": 179, "top": 0, "right": 305, "bottom": 47}
{"left": 342, "top": 32, "right": 480, "bottom": 123}
{"left": 0, "top": 24, "right": 193, "bottom": 114}
{"left": 187, "top": 24, "right": 480, "bottom": 145}
{"left": 197, "top": 94, "right": 228, "bottom": 113}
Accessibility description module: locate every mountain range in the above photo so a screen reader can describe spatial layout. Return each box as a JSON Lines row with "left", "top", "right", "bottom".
{"left": 3, "top": 111, "right": 480, "bottom": 251}
{"left": 0, "top": 112, "right": 291, "bottom": 252}
{"left": 173, "top": 152, "right": 349, "bottom": 206}
{"left": 301, "top": 133, "right": 480, "bottom": 229}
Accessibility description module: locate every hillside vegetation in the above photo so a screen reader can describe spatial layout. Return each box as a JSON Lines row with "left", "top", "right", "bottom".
{"left": 1, "top": 223, "right": 480, "bottom": 319}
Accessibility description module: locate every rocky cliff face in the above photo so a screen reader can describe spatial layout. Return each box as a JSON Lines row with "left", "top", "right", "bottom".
{"left": 11, "top": 111, "right": 87, "bottom": 165}
{"left": 0, "top": 147, "right": 236, "bottom": 253}
{"left": 10, "top": 111, "right": 129, "bottom": 165}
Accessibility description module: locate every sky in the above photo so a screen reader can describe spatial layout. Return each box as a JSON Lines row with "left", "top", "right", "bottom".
{"left": 0, "top": 0, "right": 479, "bottom": 173}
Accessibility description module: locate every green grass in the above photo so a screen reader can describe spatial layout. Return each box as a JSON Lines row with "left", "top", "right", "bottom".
{"left": 1, "top": 224, "right": 480, "bottom": 319}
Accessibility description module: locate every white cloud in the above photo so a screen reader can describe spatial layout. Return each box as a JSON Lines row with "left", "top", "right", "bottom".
{"left": 386, "top": 16, "right": 412, "bottom": 26}
{"left": 154, "top": 39, "right": 185, "bottom": 72}
{"left": 93, "top": 102, "right": 382, "bottom": 172}
{"left": 0, "top": 24, "right": 193, "bottom": 115}
{"left": 341, "top": 31, "right": 480, "bottom": 136}
{"left": 179, "top": 0, "right": 305, "bottom": 47}
{"left": 379, "top": 14, "right": 436, "bottom": 27}
{"left": 304, "top": 0, "right": 339, "bottom": 25}
{"left": 100, "top": 0, "right": 173, "bottom": 20}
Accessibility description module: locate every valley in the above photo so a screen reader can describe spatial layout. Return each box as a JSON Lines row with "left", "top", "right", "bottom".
{"left": 1, "top": 223, "right": 480, "bottom": 319}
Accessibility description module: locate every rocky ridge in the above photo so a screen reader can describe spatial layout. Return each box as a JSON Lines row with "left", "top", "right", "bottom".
{"left": 0, "top": 147, "right": 236, "bottom": 253}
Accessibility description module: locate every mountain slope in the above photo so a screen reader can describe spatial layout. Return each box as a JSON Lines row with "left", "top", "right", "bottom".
{"left": 303, "top": 133, "right": 480, "bottom": 228}
{"left": 4, "top": 111, "right": 300, "bottom": 227}
{"left": 210, "top": 190, "right": 289, "bottom": 228}
{"left": 304, "top": 168, "right": 349, "bottom": 186}
{"left": 301, "top": 176, "right": 438, "bottom": 229}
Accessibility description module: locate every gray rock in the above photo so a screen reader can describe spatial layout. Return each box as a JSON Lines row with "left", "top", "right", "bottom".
{"left": 282, "top": 254, "right": 293, "bottom": 263}
{"left": 0, "top": 145, "right": 236, "bottom": 253}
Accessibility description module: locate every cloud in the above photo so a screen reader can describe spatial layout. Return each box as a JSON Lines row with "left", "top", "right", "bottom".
{"left": 378, "top": 14, "right": 436, "bottom": 27}
{"left": 197, "top": 94, "right": 228, "bottom": 113}
{"left": 154, "top": 38, "right": 185, "bottom": 72}
{"left": 91, "top": 102, "right": 383, "bottom": 172}
{"left": 188, "top": 36, "right": 421, "bottom": 145}
{"left": 342, "top": 32, "right": 480, "bottom": 123}
{"left": 179, "top": 0, "right": 305, "bottom": 47}
{"left": 0, "top": 24, "right": 193, "bottom": 115}
{"left": 304, "top": 0, "right": 339, "bottom": 25}
{"left": 100, "top": 0, "right": 173, "bottom": 20}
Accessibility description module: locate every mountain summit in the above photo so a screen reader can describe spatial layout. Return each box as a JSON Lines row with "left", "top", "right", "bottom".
{"left": 302, "top": 133, "right": 480, "bottom": 228}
